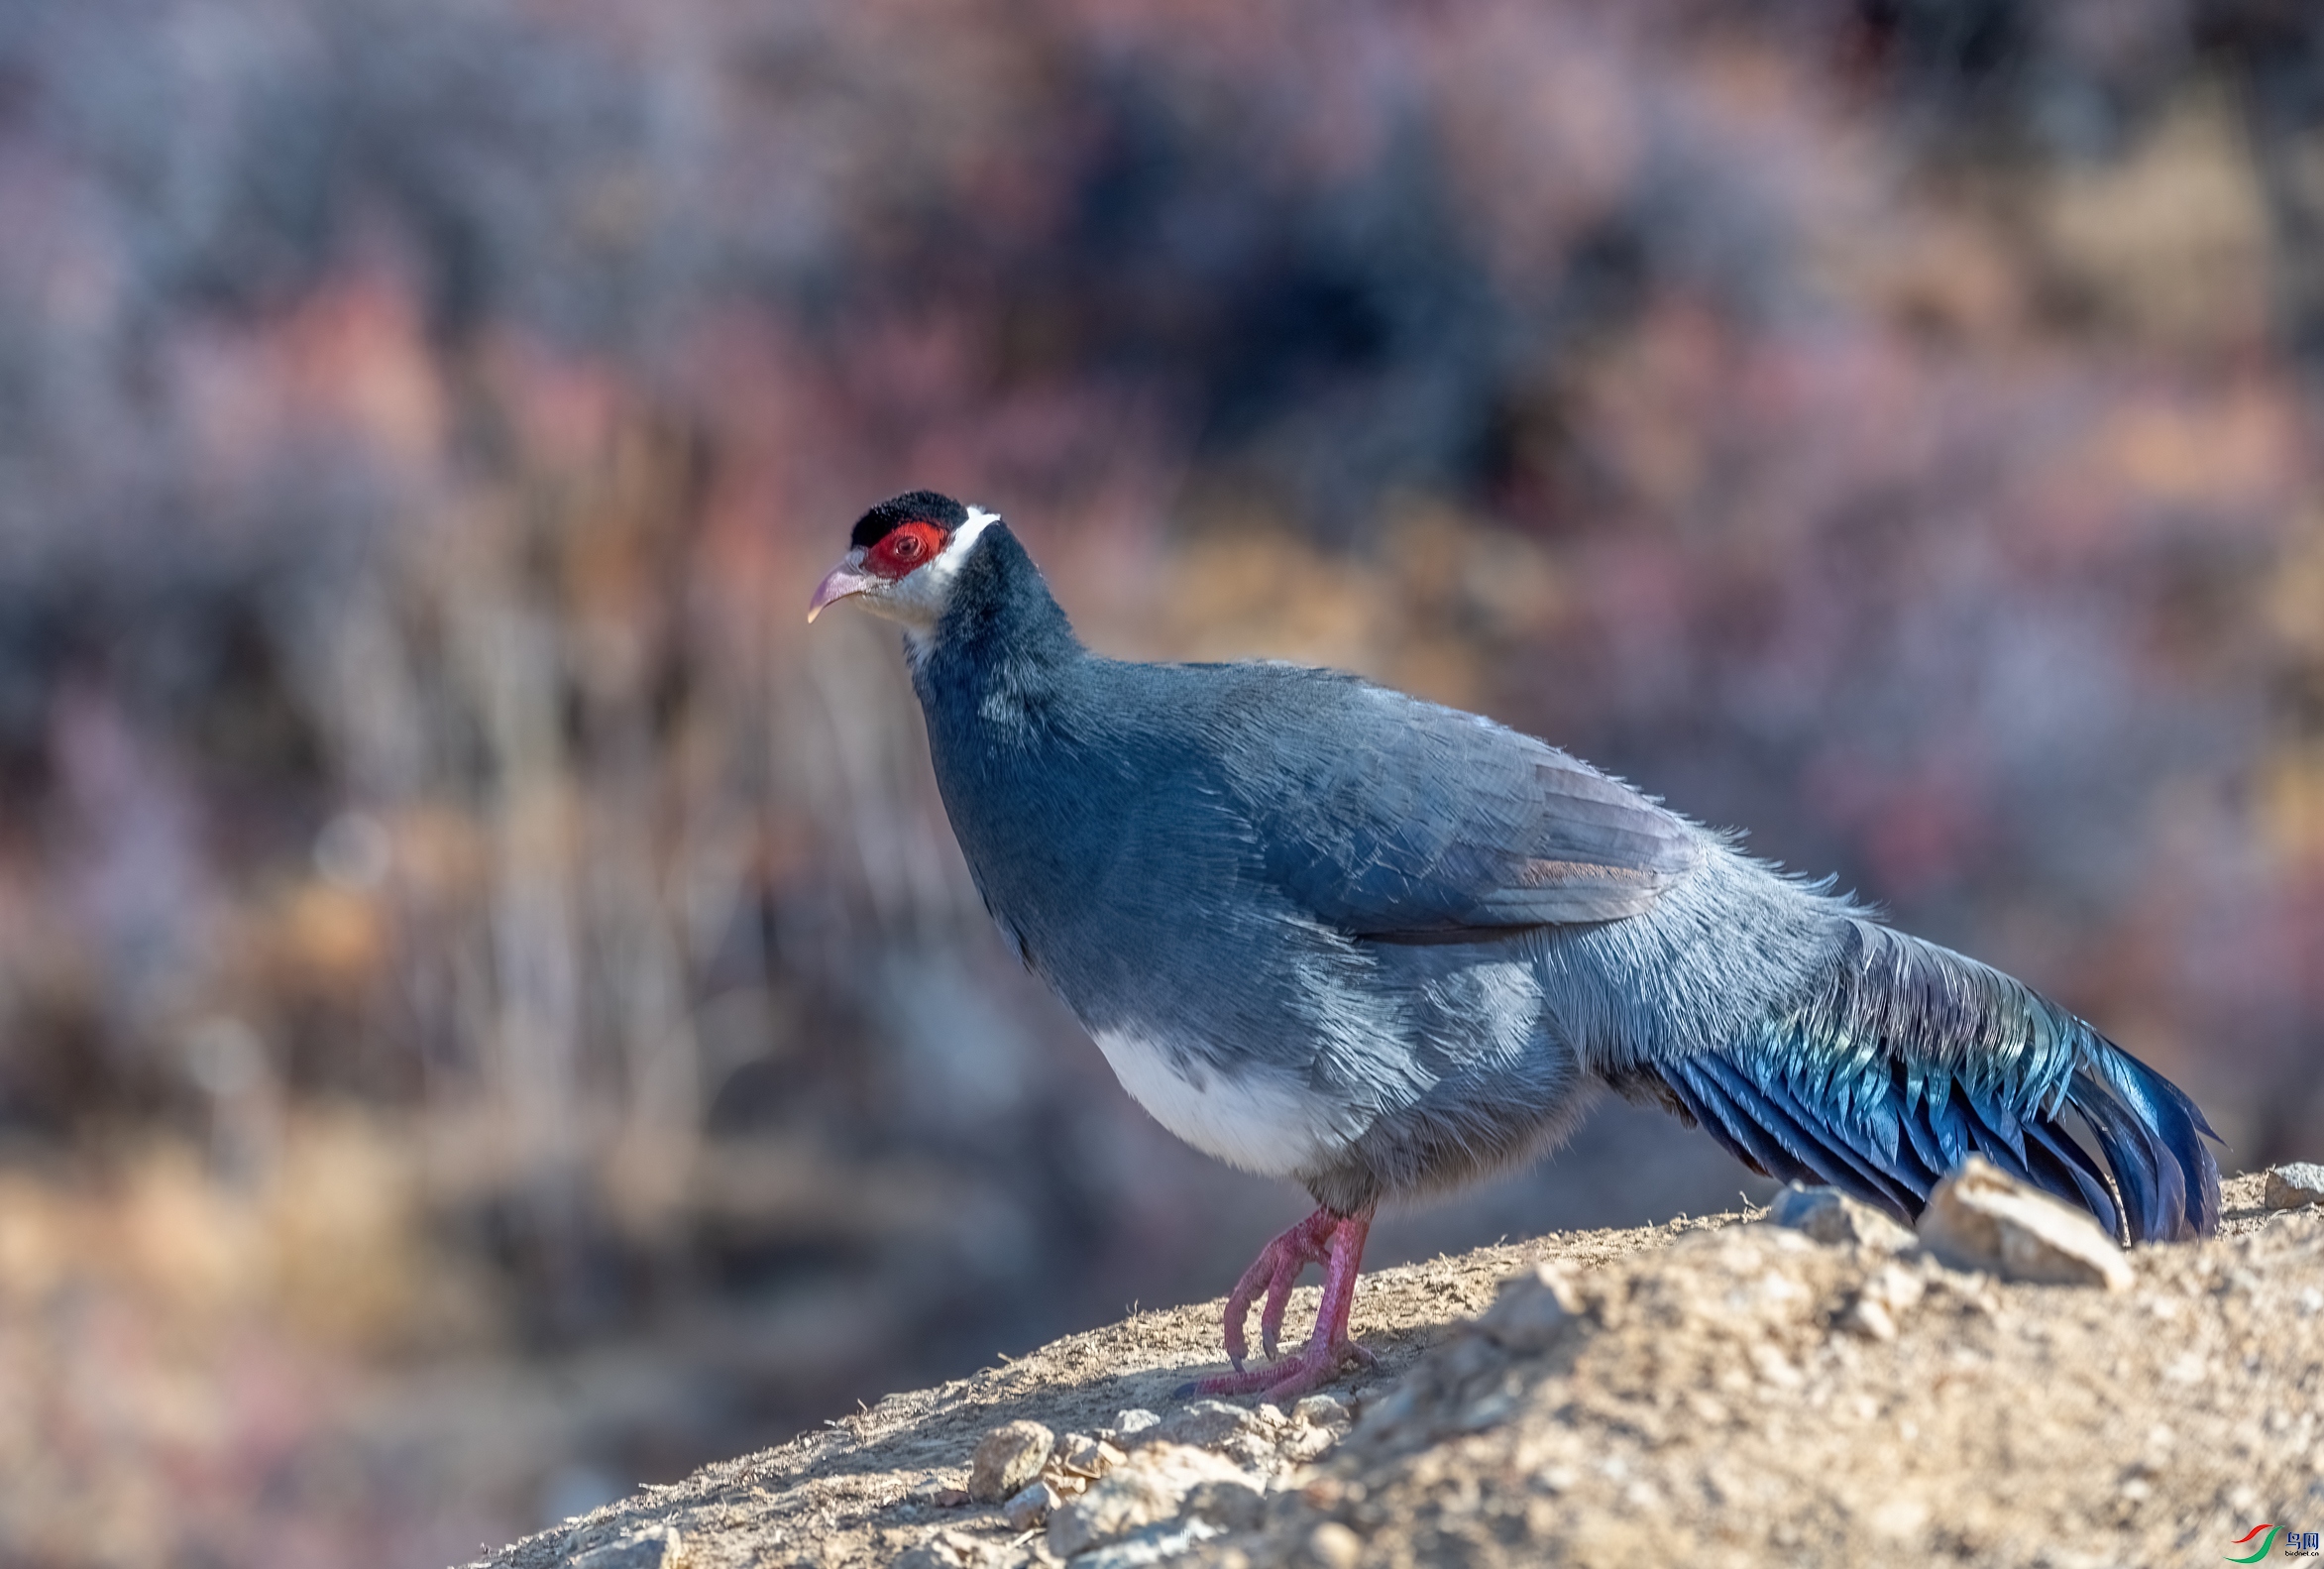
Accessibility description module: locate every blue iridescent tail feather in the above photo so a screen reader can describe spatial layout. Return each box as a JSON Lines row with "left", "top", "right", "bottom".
{"left": 1648, "top": 922, "right": 2220, "bottom": 1243}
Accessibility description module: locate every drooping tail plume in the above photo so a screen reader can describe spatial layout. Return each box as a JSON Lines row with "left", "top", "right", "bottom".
{"left": 1647, "top": 923, "right": 2219, "bottom": 1242}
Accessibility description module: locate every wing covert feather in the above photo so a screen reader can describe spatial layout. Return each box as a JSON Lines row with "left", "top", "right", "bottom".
{"left": 1217, "top": 676, "right": 1702, "bottom": 936}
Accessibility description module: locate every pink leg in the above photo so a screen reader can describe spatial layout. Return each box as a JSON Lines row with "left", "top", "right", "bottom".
{"left": 1183, "top": 1207, "right": 1378, "bottom": 1403}
{"left": 1219, "top": 1207, "right": 1335, "bottom": 1368}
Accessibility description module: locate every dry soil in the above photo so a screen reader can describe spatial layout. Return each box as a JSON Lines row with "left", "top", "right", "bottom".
{"left": 470, "top": 1171, "right": 2323, "bottom": 1569}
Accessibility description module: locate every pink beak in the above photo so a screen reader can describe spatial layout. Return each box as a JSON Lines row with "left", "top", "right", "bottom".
{"left": 807, "top": 550, "right": 879, "bottom": 622}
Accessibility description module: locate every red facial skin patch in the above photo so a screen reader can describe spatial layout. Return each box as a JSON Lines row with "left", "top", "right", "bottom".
{"left": 866, "top": 520, "right": 950, "bottom": 580}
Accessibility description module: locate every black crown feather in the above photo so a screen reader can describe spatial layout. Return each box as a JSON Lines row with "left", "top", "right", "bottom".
{"left": 852, "top": 490, "right": 969, "bottom": 550}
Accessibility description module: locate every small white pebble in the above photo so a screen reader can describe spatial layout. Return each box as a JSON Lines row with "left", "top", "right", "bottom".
{"left": 1003, "top": 1480, "right": 1058, "bottom": 1531}
{"left": 1305, "top": 1520, "right": 1362, "bottom": 1569}
{"left": 1282, "top": 1424, "right": 1337, "bottom": 1464}
{"left": 1844, "top": 1297, "right": 1898, "bottom": 1342}
{"left": 1053, "top": 1433, "right": 1106, "bottom": 1475}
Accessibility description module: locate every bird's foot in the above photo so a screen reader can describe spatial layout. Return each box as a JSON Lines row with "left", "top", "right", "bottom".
{"left": 1220, "top": 1207, "right": 1339, "bottom": 1367}
{"left": 1184, "top": 1206, "right": 1376, "bottom": 1401}
{"left": 1182, "top": 1335, "right": 1377, "bottom": 1402}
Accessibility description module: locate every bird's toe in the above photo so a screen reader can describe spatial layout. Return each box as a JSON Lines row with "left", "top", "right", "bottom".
{"left": 1184, "top": 1336, "right": 1373, "bottom": 1402}
{"left": 1258, "top": 1341, "right": 1369, "bottom": 1403}
{"left": 1182, "top": 1363, "right": 1282, "bottom": 1400}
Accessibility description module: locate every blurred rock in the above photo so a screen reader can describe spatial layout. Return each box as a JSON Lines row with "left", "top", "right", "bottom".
{"left": 1840, "top": 1295, "right": 1898, "bottom": 1341}
{"left": 1858, "top": 1261, "right": 1928, "bottom": 1328}
{"left": 1185, "top": 1476, "right": 1268, "bottom": 1530}
{"left": 2264, "top": 1164, "right": 2324, "bottom": 1209}
{"left": 1839, "top": 1264, "right": 1931, "bottom": 1343}
{"left": 1280, "top": 1423, "right": 1337, "bottom": 1464}
{"left": 1003, "top": 1479, "right": 1058, "bottom": 1530}
{"left": 1052, "top": 1431, "right": 1124, "bottom": 1478}
{"left": 892, "top": 1528, "right": 996, "bottom": 1569}
{"left": 1768, "top": 1184, "right": 1917, "bottom": 1251}
{"left": 1073, "top": 1518, "right": 1226, "bottom": 1569}
{"left": 967, "top": 1419, "right": 1054, "bottom": 1503}
{"left": 1219, "top": 1430, "right": 1279, "bottom": 1471}
{"left": 1918, "top": 1159, "right": 2133, "bottom": 1289}
{"left": 1046, "top": 1443, "right": 1251, "bottom": 1558}
{"left": 1303, "top": 1520, "right": 1364, "bottom": 1569}
{"left": 568, "top": 1524, "right": 686, "bottom": 1569}
{"left": 1476, "top": 1263, "right": 1585, "bottom": 1352}
{"left": 1140, "top": 1400, "right": 1273, "bottom": 1452}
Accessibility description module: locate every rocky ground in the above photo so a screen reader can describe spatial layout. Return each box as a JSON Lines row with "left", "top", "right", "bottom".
{"left": 468, "top": 1166, "right": 2324, "bottom": 1569}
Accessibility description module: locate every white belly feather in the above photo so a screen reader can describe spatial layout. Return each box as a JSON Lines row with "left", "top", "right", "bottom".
{"left": 1090, "top": 1028, "right": 1348, "bottom": 1178}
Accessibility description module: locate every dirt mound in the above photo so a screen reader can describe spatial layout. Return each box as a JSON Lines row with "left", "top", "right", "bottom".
{"left": 469, "top": 1171, "right": 2322, "bottom": 1569}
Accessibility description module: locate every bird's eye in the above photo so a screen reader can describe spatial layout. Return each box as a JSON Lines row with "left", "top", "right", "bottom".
{"left": 892, "top": 533, "right": 923, "bottom": 560}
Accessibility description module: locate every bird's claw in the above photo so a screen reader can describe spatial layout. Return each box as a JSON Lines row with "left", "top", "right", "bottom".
{"left": 1197, "top": 1205, "right": 1378, "bottom": 1404}
{"left": 1219, "top": 1209, "right": 1335, "bottom": 1368}
{"left": 1186, "top": 1336, "right": 1371, "bottom": 1403}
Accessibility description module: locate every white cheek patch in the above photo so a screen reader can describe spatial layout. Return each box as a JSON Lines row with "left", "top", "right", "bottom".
{"left": 925, "top": 505, "right": 998, "bottom": 587}
{"left": 1091, "top": 1027, "right": 1348, "bottom": 1178}
{"left": 870, "top": 505, "right": 1001, "bottom": 644}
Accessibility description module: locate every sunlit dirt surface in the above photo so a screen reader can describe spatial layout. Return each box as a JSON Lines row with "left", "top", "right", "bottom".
{"left": 473, "top": 1175, "right": 2322, "bottom": 1569}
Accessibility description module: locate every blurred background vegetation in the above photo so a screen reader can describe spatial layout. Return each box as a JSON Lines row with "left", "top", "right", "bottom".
{"left": 0, "top": 1, "right": 2320, "bottom": 1563}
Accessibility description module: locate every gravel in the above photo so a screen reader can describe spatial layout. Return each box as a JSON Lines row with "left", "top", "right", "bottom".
{"left": 1916, "top": 1156, "right": 2136, "bottom": 1288}
{"left": 465, "top": 1170, "right": 2318, "bottom": 1569}
{"left": 968, "top": 1420, "right": 1054, "bottom": 1504}
{"left": 2265, "top": 1163, "right": 2324, "bottom": 1210}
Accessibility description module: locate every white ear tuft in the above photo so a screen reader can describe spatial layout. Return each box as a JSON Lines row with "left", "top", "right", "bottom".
{"left": 928, "top": 506, "right": 1000, "bottom": 586}
{"left": 872, "top": 504, "right": 1003, "bottom": 648}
